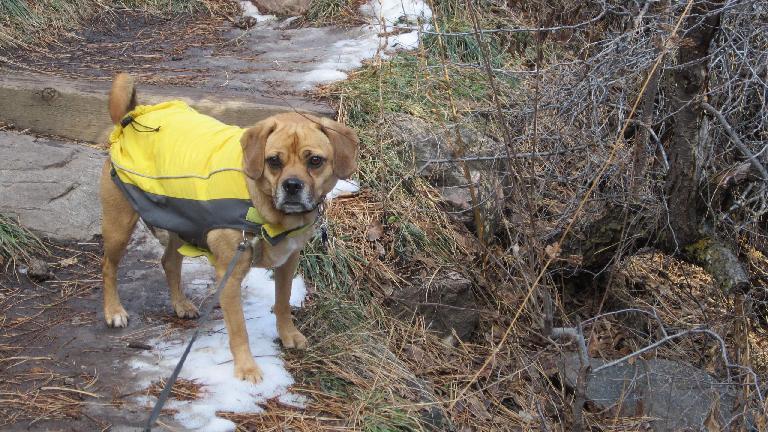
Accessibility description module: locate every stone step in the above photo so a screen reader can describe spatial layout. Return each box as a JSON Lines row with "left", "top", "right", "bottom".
{"left": 0, "top": 71, "right": 333, "bottom": 144}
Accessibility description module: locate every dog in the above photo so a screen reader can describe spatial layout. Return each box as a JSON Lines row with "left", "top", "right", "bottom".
{"left": 100, "top": 73, "right": 358, "bottom": 382}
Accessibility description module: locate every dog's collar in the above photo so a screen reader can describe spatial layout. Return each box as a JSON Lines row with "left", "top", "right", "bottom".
{"left": 245, "top": 207, "right": 315, "bottom": 246}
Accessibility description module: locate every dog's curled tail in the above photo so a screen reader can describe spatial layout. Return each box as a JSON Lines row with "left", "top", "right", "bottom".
{"left": 108, "top": 73, "right": 137, "bottom": 124}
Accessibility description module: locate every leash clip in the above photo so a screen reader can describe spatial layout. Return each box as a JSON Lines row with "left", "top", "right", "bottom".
{"left": 315, "top": 203, "right": 330, "bottom": 252}
{"left": 242, "top": 230, "right": 263, "bottom": 265}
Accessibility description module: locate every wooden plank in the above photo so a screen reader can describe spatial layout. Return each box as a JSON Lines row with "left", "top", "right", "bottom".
{"left": 0, "top": 71, "right": 333, "bottom": 144}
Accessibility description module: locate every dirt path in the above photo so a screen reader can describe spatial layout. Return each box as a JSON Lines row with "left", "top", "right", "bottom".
{"left": 1, "top": 9, "right": 373, "bottom": 96}
{"left": 0, "top": 226, "right": 192, "bottom": 430}
{"left": 0, "top": 6, "right": 390, "bottom": 430}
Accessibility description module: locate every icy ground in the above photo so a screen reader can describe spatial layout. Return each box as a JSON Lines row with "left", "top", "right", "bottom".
{"left": 241, "top": 0, "right": 432, "bottom": 88}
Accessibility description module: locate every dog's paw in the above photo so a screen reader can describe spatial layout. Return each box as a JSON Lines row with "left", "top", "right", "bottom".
{"left": 234, "top": 362, "right": 263, "bottom": 383}
{"left": 105, "top": 305, "right": 129, "bottom": 328}
{"left": 279, "top": 328, "right": 307, "bottom": 350}
{"left": 172, "top": 299, "right": 200, "bottom": 319}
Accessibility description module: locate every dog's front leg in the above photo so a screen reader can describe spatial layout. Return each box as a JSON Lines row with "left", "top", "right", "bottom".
{"left": 210, "top": 233, "right": 262, "bottom": 383}
{"left": 274, "top": 251, "right": 307, "bottom": 349}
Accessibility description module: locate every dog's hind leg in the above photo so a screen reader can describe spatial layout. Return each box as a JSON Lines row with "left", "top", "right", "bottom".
{"left": 100, "top": 161, "right": 138, "bottom": 328}
{"left": 162, "top": 233, "right": 200, "bottom": 319}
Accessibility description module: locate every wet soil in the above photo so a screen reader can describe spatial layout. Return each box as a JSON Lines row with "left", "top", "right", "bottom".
{"left": 1, "top": 8, "right": 369, "bottom": 98}
{"left": 0, "top": 230, "right": 189, "bottom": 430}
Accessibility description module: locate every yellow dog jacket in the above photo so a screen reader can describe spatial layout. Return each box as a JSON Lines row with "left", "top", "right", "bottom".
{"left": 109, "top": 101, "right": 311, "bottom": 255}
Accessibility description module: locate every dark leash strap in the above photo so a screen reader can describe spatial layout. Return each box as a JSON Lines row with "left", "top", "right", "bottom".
{"left": 143, "top": 240, "right": 250, "bottom": 431}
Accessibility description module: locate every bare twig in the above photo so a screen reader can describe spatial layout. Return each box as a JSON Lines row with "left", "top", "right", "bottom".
{"left": 551, "top": 326, "right": 589, "bottom": 432}
{"left": 417, "top": 146, "right": 588, "bottom": 168}
{"left": 701, "top": 101, "right": 768, "bottom": 180}
{"left": 449, "top": 0, "right": 697, "bottom": 409}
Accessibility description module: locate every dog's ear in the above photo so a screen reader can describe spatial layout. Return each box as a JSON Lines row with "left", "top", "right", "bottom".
{"left": 319, "top": 117, "right": 359, "bottom": 179}
{"left": 241, "top": 118, "right": 278, "bottom": 179}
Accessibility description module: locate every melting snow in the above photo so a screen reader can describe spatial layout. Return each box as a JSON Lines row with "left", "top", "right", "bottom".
{"left": 131, "top": 180, "right": 356, "bottom": 431}
{"left": 302, "top": 0, "right": 432, "bottom": 88}
{"left": 239, "top": 0, "right": 276, "bottom": 22}
{"left": 131, "top": 264, "right": 306, "bottom": 431}
{"left": 326, "top": 179, "right": 360, "bottom": 199}
{"left": 238, "top": 0, "right": 432, "bottom": 89}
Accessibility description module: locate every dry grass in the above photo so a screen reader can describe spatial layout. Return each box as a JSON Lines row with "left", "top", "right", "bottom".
{"left": 0, "top": 214, "right": 46, "bottom": 267}
{"left": 304, "top": 0, "right": 368, "bottom": 27}
{"left": 0, "top": 0, "right": 236, "bottom": 49}
{"left": 146, "top": 378, "right": 205, "bottom": 402}
{"left": 0, "top": 372, "right": 100, "bottom": 426}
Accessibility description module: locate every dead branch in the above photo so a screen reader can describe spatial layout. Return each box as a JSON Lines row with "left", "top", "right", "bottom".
{"left": 417, "top": 146, "right": 588, "bottom": 168}
{"left": 551, "top": 326, "right": 589, "bottom": 432}
{"left": 701, "top": 101, "right": 768, "bottom": 180}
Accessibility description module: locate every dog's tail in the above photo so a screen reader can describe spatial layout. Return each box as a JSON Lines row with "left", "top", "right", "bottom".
{"left": 108, "top": 73, "right": 137, "bottom": 124}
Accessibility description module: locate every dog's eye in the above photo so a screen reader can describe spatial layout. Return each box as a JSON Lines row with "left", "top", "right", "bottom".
{"left": 308, "top": 156, "right": 324, "bottom": 168}
{"left": 266, "top": 156, "right": 282, "bottom": 169}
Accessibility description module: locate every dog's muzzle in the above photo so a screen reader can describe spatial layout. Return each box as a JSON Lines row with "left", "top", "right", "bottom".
{"left": 275, "top": 177, "right": 316, "bottom": 213}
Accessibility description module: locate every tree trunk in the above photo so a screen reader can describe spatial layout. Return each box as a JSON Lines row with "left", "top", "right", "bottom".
{"left": 660, "top": 1, "right": 750, "bottom": 293}
{"left": 559, "top": 2, "right": 750, "bottom": 294}
{"left": 662, "top": 1, "right": 724, "bottom": 249}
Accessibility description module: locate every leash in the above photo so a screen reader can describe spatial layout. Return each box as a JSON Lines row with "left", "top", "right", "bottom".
{"left": 143, "top": 239, "right": 251, "bottom": 431}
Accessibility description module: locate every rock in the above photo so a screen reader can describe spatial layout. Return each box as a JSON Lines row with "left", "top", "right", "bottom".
{"left": 389, "top": 271, "right": 479, "bottom": 341}
{"left": 249, "top": 0, "right": 311, "bottom": 16}
{"left": 26, "top": 258, "right": 53, "bottom": 281}
{"left": 0, "top": 131, "right": 104, "bottom": 241}
{"left": 233, "top": 15, "right": 258, "bottom": 29}
{"left": 559, "top": 352, "right": 737, "bottom": 431}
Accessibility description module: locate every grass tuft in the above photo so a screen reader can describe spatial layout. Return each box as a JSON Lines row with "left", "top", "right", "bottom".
{"left": 0, "top": 214, "right": 46, "bottom": 265}
{"left": 0, "top": 0, "right": 231, "bottom": 48}
{"left": 305, "top": 0, "right": 366, "bottom": 26}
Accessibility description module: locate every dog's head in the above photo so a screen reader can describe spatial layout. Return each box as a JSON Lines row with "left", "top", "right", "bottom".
{"left": 241, "top": 113, "right": 358, "bottom": 214}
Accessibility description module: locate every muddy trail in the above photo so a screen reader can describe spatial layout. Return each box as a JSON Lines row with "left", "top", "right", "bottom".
{"left": 0, "top": 6, "right": 372, "bottom": 430}
{"left": 0, "top": 230, "right": 191, "bottom": 430}
{"left": 1, "top": 8, "right": 376, "bottom": 97}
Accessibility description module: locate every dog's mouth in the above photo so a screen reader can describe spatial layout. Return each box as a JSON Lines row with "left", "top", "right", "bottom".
{"left": 275, "top": 196, "right": 319, "bottom": 214}
{"left": 279, "top": 202, "right": 314, "bottom": 214}
{"left": 274, "top": 185, "right": 317, "bottom": 214}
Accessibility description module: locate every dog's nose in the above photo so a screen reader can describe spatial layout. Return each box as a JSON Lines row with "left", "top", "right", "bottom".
{"left": 282, "top": 178, "right": 304, "bottom": 195}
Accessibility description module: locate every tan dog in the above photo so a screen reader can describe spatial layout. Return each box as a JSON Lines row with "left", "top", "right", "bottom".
{"left": 100, "top": 74, "right": 358, "bottom": 382}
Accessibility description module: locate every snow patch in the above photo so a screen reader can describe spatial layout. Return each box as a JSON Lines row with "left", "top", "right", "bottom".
{"left": 239, "top": 1, "right": 276, "bottom": 22}
{"left": 300, "top": 0, "right": 432, "bottom": 88}
{"left": 361, "top": 0, "right": 433, "bottom": 26}
{"left": 236, "top": 1, "right": 432, "bottom": 88}
{"left": 131, "top": 263, "right": 305, "bottom": 431}
{"left": 327, "top": 179, "right": 360, "bottom": 200}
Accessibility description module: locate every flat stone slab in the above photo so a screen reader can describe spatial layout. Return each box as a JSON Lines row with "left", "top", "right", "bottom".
{"left": 560, "top": 352, "right": 737, "bottom": 431}
{"left": 0, "top": 72, "right": 333, "bottom": 144}
{"left": 0, "top": 131, "right": 104, "bottom": 241}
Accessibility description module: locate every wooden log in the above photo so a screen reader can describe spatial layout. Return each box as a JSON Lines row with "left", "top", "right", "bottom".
{"left": 0, "top": 71, "right": 333, "bottom": 144}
